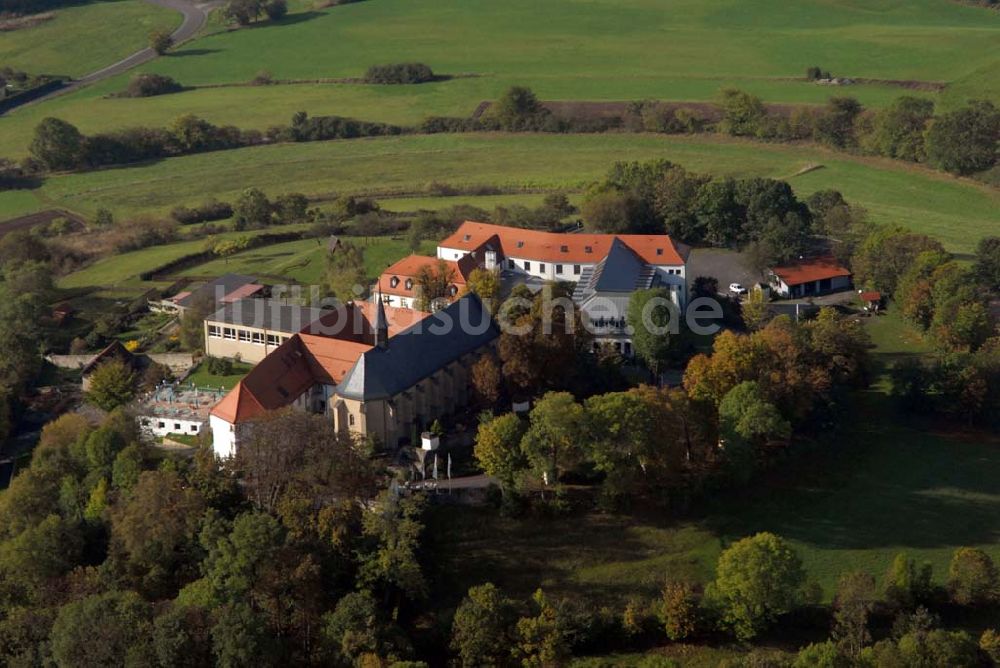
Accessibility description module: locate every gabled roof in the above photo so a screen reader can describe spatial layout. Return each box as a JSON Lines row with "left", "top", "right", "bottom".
{"left": 437, "top": 221, "right": 685, "bottom": 265}
{"left": 337, "top": 294, "right": 499, "bottom": 401}
{"left": 307, "top": 301, "right": 430, "bottom": 343}
{"left": 210, "top": 334, "right": 372, "bottom": 423}
{"left": 173, "top": 273, "right": 260, "bottom": 309}
{"left": 770, "top": 257, "right": 851, "bottom": 287}
{"left": 81, "top": 340, "right": 136, "bottom": 376}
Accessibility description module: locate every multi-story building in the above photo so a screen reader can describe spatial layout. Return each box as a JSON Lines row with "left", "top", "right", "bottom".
{"left": 209, "top": 294, "right": 498, "bottom": 457}
{"left": 377, "top": 220, "right": 688, "bottom": 354}
{"left": 434, "top": 221, "right": 687, "bottom": 306}
{"left": 204, "top": 298, "right": 426, "bottom": 364}
{"left": 376, "top": 254, "right": 477, "bottom": 310}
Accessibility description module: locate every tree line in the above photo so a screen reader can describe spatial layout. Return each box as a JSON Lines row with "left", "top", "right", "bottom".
{"left": 15, "top": 86, "right": 996, "bottom": 181}
{"left": 450, "top": 534, "right": 1000, "bottom": 667}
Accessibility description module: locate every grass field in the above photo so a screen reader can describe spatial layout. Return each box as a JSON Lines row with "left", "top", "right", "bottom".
{"left": 431, "top": 312, "right": 1000, "bottom": 610}
{"left": 178, "top": 236, "right": 438, "bottom": 284}
{"left": 56, "top": 224, "right": 311, "bottom": 290}
{"left": 1, "top": 0, "right": 996, "bottom": 159}
{"left": 0, "top": 0, "right": 180, "bottom": 78}
{"left": 16, "top": 133, "right": 999, "bottom": 253}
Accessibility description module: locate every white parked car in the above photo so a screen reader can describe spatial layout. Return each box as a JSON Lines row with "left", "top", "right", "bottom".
{"left": 729, "top": 282, "right": 747, "bottom": 295}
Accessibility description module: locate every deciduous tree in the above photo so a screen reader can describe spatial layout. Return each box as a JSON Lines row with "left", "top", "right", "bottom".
{"left": 708, "top": 532, "right": 805, "bottom": 640}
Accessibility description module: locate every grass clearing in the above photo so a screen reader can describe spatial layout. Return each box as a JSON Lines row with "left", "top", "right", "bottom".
{"left": 178, "top": 236, "right": 438, "bottom": 284}
{"left": 21, "top": 133, "right": 999, "bottom": 253}
{"left": 184, "top": 360, "right": 252, "bottom": 390}
{"left": 0, "top": 0, "right": 180, "bottom": 78}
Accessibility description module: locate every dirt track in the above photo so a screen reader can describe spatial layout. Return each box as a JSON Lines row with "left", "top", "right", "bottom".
{"left": 0, "top": 209, "right": 87, "bottom": 237}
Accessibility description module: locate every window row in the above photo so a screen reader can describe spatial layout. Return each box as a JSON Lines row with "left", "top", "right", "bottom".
{"left": 508, "top": 259, "right": 583, "bottom": 276}
{"left": 207, "top": 325, "right": 288, "bottom": 346}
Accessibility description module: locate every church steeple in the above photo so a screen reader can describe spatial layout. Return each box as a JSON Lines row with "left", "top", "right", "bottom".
{"left": 374, "top": 289, "right": 389, "bottom": 348}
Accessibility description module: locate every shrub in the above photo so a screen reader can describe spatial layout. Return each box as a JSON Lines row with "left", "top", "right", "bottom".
{"left": 204, "top": 356, "right": 234, "bottom": 376}
{"left": 659, "top": 581, "right": 699, "bottom": 641}
{"left": 149, "top": 29, "right": 173, "bottom": 55}
{"left": 263, "top": 0, "right": 286, "bottom": 20}
{"left": 948, "top": 547, "right": 998, "bottom": 606}
{"left": 170, "top": 200, "right": 233, "bottom": 225}
{"left": 364, "top": 62, "right": 435, "bottom": 84}
{"left": 121, "top": 73, "right": 182, "bottom": 98}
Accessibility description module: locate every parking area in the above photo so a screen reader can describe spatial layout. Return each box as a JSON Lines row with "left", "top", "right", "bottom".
{"left": 686, "top": 248, "right": 760, "bottom": 296}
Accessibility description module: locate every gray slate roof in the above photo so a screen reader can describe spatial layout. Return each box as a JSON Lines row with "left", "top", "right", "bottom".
{"left": 337, "top": 294, "right": 499, "bottom": 401}
{"left": 208, "top": 299, "right": 326, "bottom": 334}
{"left": 573, "top": 239, "right": 657, "bottom": 301}
{"left": 178, "top": 273, "right": 258, "bottom": 309}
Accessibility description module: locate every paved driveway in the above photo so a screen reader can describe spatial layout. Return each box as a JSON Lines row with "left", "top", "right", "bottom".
{"left": 686, "top": 248, "right": 761, "bottom": 296}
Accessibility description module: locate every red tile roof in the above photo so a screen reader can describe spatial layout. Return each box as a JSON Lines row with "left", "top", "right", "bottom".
{"left": 437, "top": 221, "right": 684, "bottom": 265}
{"left": 859, "top": 291, "right": 882, "bottom": 303}
{"left": 221, "top": 284, "right": 265, "bottom": 303}
{"left": 770, "top": 257, "right": 851, "bottom": 287}
{"left": 210, "top": 334, "right": 371, "bottom": 423}
{"left": 377, "top": 255, "right": 473, "bottom": 299}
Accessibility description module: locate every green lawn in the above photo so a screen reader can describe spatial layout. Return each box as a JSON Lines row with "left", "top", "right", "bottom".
{"left": 18, "top": 133, "right": 1000, "bottom": 253}
{"left": 183, "top": 360, "right": 252, "bottom": 390}
{"left": 178, "top": 236, "right": 438, "bottom": 284}
{"left": 0, "top": 0, "right": 180, "bottom": 78}
{"left": 1, "top": 0, "right": 996, "bottom": 158}
{"left": 56, "top": 224, "right": 312, "bottom": 291}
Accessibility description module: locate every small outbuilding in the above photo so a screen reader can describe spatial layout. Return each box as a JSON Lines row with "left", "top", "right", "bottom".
{"left": 768, "top": 257, "right": 852, "bottom": 299}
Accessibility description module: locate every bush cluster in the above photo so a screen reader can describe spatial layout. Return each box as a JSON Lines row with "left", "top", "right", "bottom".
{"left": 119, "top": 73, "right": 182, "bottom": 98}
{"left": 170, "top": 200, "right": 234, "bottom": 225}
{"left": 364, "top": 62, "right": 435, "bottom": 84}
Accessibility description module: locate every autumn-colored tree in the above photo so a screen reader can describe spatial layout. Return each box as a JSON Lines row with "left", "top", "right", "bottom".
{"left": 740, "top": 287, "right": 769, "bottom": 331}
{"left": 413, "top": 259, "right": 456, "bottom": 312}
{"left": 470, "top": 353, "right": 503, "bottom": 407}
{"left": 466, "top": 267, "right": 501, "bottom": 304}
{"left": 110, "top": 470, "right": 206, "bottom": 597}
{"left": 948, "top": 547, "right": 998, "bottom": 607}
{"left": 832, "top": 571, "right": 877, "bottom": 658}
{"left": 514, "top": 589, "right": 571, "bottom": 668}
{"left": 660, "top": 580, "right": 699, "bottom": 641}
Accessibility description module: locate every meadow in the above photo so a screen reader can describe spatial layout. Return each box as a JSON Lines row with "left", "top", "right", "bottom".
{"left": 431, "top": 312, "right": 1000, "bottom": 610}
{"left": 1, "top": 0, "right": 997, "bottom": 158}
{"left": 177, "top": 236, "right": 438, "bottom": 285}
{"left": 0, "top": 0, "right": 179, "bottom": 78}
{"left": 21, "top": 133, "right": 1000, "bottom": 253}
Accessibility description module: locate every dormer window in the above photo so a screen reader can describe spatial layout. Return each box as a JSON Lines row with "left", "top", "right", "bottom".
{"left": 517, "top": 241, "right": 525, "bottom": 248}
{"left": 584, "top": 246, "right": 593, "bottom": 254}
{"left": 463, "top": 234, "right": 471, "bottom": 242}
{"left": 560, "top": 245, "right": 569, "bottom": 253}
{"left": 656, "top": 248, "right": 663, "bottom": 256}
{"left": 448, "top": 285, "right": 459, "bottom": 297}
{"left": 405, "top": 278, "right": 413, "bottom": 290}
{"left": 390, "top": 276, "right": 399, "bottom": 288}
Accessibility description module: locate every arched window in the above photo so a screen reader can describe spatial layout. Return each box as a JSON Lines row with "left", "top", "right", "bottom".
{"left": 390, "top": 276, "right": 399, "bottom": 288}
{"left": 448, "top": 285, "right": 459, "bottom": 297}
{"left": 405, "top": 278, "right": 414, "bottom": 290}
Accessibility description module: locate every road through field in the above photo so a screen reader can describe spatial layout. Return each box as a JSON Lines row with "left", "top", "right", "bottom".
{"left": 28, "top": 0, "right": 220, "bottom": 104}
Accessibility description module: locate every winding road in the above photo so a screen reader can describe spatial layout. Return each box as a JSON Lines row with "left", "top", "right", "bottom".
{"left": 28, "top": 0, "right": 221, "bottom": 105}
